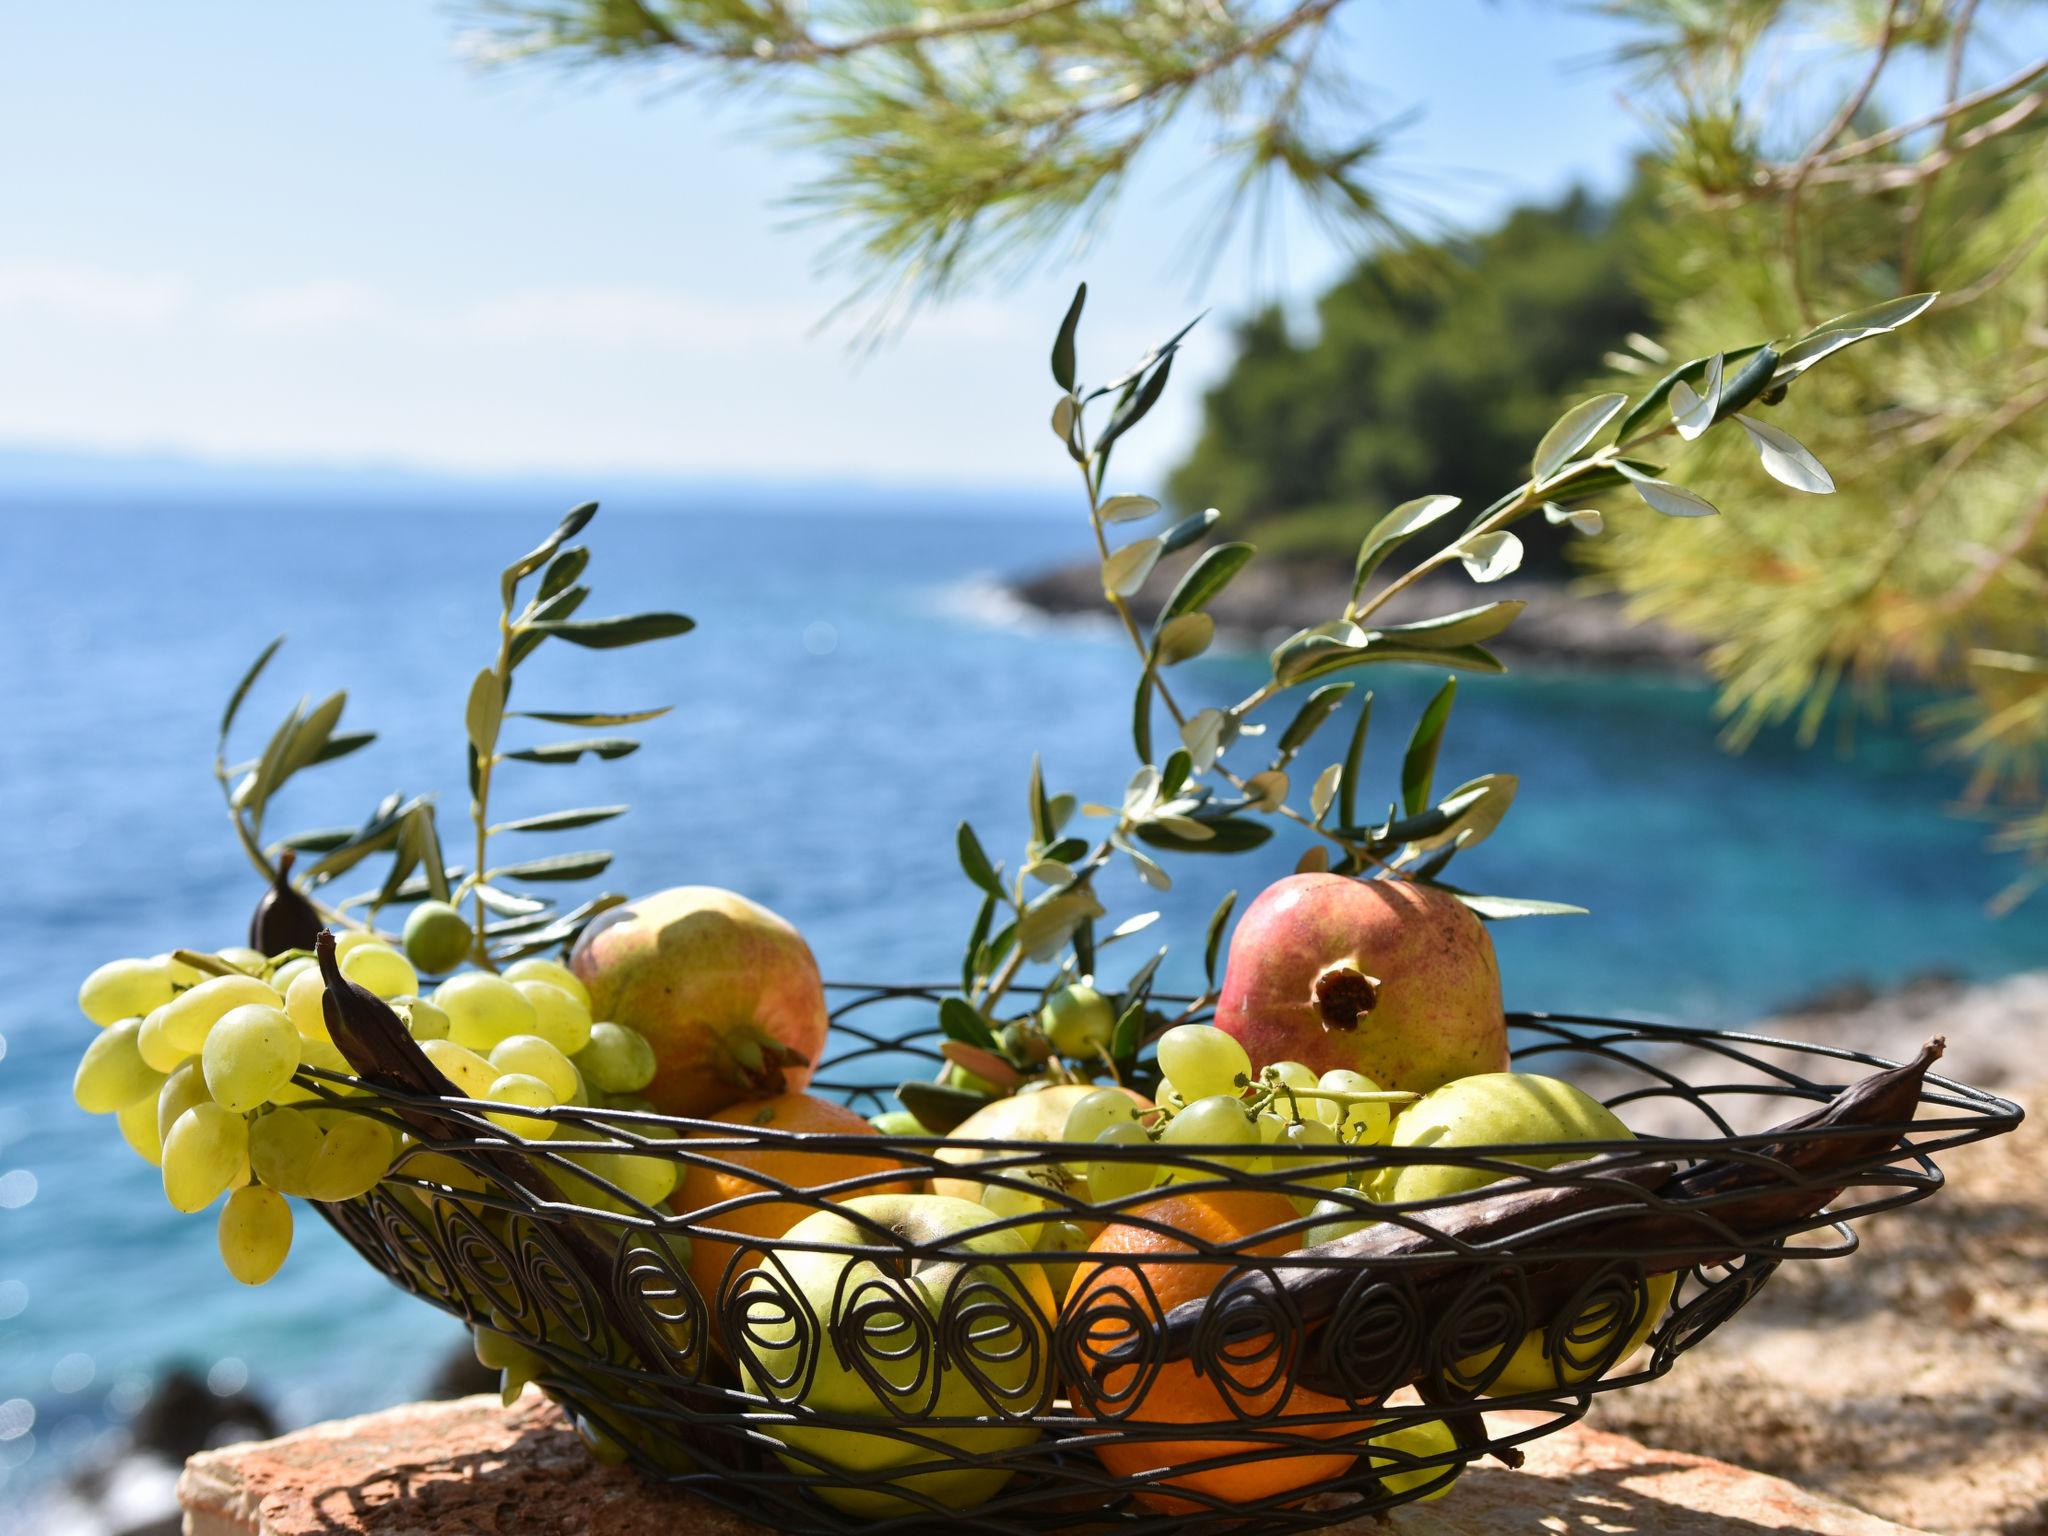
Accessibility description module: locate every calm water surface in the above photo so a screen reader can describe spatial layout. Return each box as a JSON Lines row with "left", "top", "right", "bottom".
{"left": 1, "top": 485, "right": 2039, "bottom": 1497}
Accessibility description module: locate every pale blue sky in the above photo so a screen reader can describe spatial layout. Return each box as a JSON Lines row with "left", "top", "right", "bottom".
{"left": 0, "top": 3, "right": 1817, "bottom": 488}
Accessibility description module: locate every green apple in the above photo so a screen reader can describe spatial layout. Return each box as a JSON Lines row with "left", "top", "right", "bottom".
{"left": 735, "top": 1193, "right": 1054, "bottom": 1517}
{"left": 1377, "top": 1072, "right": 1671, "bottom": 1393}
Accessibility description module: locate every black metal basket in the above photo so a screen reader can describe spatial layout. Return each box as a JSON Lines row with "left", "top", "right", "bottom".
{"left": 310, "top": 985, "right": 2022, "bottom": 1536}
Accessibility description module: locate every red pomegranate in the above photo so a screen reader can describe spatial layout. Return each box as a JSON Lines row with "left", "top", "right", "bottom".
{"left": 1213, "top": 874, "right": 1507, "bottom": 1094}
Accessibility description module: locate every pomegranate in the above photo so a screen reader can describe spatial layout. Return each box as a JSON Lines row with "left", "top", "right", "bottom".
{"left": 1213, "top": 874, "right": 1506, "bottom": 1094}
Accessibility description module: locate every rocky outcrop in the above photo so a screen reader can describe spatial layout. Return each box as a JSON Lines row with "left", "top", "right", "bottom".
{"left": 1012, "top": 554, "right": 1708, "bottom": 672}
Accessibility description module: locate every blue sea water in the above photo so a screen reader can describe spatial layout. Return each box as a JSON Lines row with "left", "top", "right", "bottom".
{"left": 0, "top": 484, "right": 2041, "bottom": 1500}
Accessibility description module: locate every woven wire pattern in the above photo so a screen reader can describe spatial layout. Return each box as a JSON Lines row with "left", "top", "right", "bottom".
{"left": 314, "top": 986, "right": 2022, "bottom": 1536}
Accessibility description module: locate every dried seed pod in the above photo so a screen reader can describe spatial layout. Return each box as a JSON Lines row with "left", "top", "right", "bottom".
{"left": 249, "top": 851, "right": 323, "bottom": 957}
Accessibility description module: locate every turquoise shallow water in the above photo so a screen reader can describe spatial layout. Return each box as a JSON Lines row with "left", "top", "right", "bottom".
{"left": 0, "top": 484, "right": 2040, "bottom": 1497}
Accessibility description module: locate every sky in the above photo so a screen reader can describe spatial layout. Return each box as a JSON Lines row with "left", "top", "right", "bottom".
{"left": 2, "top": 3, "right": 1657, "bottom": 490}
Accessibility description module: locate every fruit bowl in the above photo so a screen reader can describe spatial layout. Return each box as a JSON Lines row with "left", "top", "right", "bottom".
{"left": 309, "top": 982, "right": 2022, "bottom": 1536}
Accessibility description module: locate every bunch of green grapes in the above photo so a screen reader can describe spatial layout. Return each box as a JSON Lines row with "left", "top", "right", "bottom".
{"left": 73, "top": 940, "right": 667, "bottom": 1286}
{"left": 1057, "top": 1023, "right": 1414, "bottom": 1213}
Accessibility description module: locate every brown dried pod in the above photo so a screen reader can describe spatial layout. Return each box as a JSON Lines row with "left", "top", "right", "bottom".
{"left": 248, "top": 850, "right": 323, "bottom": 957}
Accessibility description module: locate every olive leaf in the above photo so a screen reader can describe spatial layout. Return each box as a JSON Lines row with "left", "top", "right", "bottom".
{"left": 1159, "top": 541, "right": 1254, "bottom": 621}
{"left": 1532, "top": 393, "right": 1627, "bottom": 480}
{"left": 1352, "top": 494, "right": 1461, "bottom": 598}
{"left": 1338, "top": 692, "right": 1372, "bottom": 829}
{"left": 1101, "top": 536, "right": 1163, "bottom": 598}
{"left": 1456, "top": 531, "right": 1523, "bottom": 583}
{"left": 1203, "top": 889, "right": 1238, "bottom": 989}
{"left": 957, "top": 821, "right": 1005, "bottom": 899}
{"left": 1160, "top": 507, "right": 1220, "bottom": 554}
{"left": 1275, "top": 682, "right": 1352, "bottom": 765}
{"left": 520, "top": 613, "right": 695, "bottom": 649}
{"left": 1773, "top": 292, "right": 1937, "bottom": 382}
{"left": 501, "top": 502, "right": 597, "bottom": 606}
{"left": 1434, "top": 887, "right": 1588, "bottom": 919}
{"left": 492, "top": 806, "right": 629, "bottom": 835}
{"left": 509, "top": 705, "right": 673, "bottom": 727}
{"left": 1154, "top": 611, "right": 1213, "bottom": 666}
{"left": 220, "top": 636, "right": 284, "bottom": 750}
{"left": 1099, "top": 493, "right": 1160, "bottom": 524}
{"left": 465, "top": 670, "right": 504, "bottom": 759}
{"left": 1669, "top": 353, "right": 1724, "bottom": 440}
{"left": 1735, "top": 415, "right": 1835, "bottom": 494}
{"left": 490, "top": 849, "right": 614, "bottom": 883}
{"left": 1401, "top": 773, "right": 1517, "bottom": 852}
{"left": 1309, "top": 763, "right": 1342, "bottom": 824}
{"left": 503, "top": 737, "right": 640, "bottom": 764}
{"left": 939, "top": 996, "right": 999, "bottom": 1051}
{"left": 1050, "top": 282, "right": 1085, "bottom": 392}
{"left": 1371, "top": 600, "right": 1524, "bottom": 649}
{"left": 1544, "top": 502, "right": 1604, "bottom": 536}
{"left": 1402, "top": 678, "right": 1455, "bottom": 816}
{"left": 1618, "top": 463, "right": 1719, "bottom": 518}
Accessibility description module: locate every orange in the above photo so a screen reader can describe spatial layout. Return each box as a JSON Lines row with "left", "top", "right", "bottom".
{"left": 1066, "top": 1188, "right": 1370, "bottom": 1514}
{"left": 672, "top": 1093, "right": 916, "bottom": 1308}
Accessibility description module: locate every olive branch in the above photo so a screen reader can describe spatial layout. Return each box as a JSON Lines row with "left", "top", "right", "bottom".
{"left": 212, "top": 502, "right": 693, "bottom": 969}
{"left": 936, "top": 283, "right": 1936, "bottom": 1106}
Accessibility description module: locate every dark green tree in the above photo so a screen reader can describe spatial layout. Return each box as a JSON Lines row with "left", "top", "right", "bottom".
{"left": 1166, "top": 184, "right": 1654, "bottom": 561}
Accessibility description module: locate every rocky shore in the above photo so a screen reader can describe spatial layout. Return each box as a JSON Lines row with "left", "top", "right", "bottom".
{"left": 1012, "top": 552, "right": 1709, "bottom": 672}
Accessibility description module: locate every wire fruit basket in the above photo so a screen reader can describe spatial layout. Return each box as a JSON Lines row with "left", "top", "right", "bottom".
{"left": 310, "top": 979, "right": 2023, "bottom": 1536}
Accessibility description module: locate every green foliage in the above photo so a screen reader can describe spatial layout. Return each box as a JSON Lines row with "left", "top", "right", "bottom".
{"left": 214, "top": 505, "right": 694, "bottom": 966}
{"left": 1166, "top": 186, "right": 1655, "bottom": 567}
{"left": 941, "top": 279, "right": 1908, "bottom": 1079}
{"left": 1573, "top": 3, "right": 2048, "bottom": 908}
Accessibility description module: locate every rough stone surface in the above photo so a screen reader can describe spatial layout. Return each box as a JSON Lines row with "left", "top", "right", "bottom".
{"left": 180, "top": 1394, "right": 1931, "bottom": 1536}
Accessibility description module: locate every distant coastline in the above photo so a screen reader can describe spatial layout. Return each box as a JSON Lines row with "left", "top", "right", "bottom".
{"left": 1008, "top": 552, "right": 1708, "bottom": 673}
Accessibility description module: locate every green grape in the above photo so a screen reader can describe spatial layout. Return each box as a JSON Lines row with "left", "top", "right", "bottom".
{"left": 574, "top": 1022, "right": 656, "bottom": 1094}
{"left": 332, "top": 929, "right": 382, "bottom": 959}
{"left": 202, "top": 1005, "right": 301, "bottom": 1113}
{"left": 158, "top": 1060, "right": 212, "bottom": 1143}
{"left": 160, "top": 974, "right": 283, "bottom": 1055}
{"left": 473, "top": 1324, "right": 545, "bottom": 1407}
{"left": 404, "top": 1149, "right": 486, "bottom": 1195}
{"left": 306, "top": 1116, "right": 396, "bottom": 1201}
{"left": 283, "top": 967, "right": 330, "bottom": 1042}
{"left": 79, "top": 958, "right": 174, "bottom": 1026}
{"left": 1061, "top": 1087, "right": 1141, "bottom": 1174}
{"left": 340, "top": 943, "right": 419, "bottom": 1001}
{"left": 1259, "top": 1060, "right": 1320, "bottom": 1120}
{"left": 421, "top": 1038, "right": 499, "bottom": 1098}
{"left": 249, "top": 1108, "right": 323, "bottom": 1196}
{"left": 503, "top": 956, "right": 591, "bottom": 1011}
{"left": 1367, "top": 1418, "right": 1460, "bottom": 1502}
{"left": 269, "top": 957, "right": 316, "bottom": 995}
{"left": 484, "top": 1073, "right": 559, "bottom": 1139}
{"left": 1040, "top": 1218, "right": 1091, "bottom": 1297}
{"left": 136, "top": 1007, "right": 190, "bottom": 1073}
{"left": 1086, "top": 1120, "right": 1161, "bottom": 1204}
{"left": 402, "top": 900, "right": 474, "bottom": 976}
{"left": 1270, "top": 1118, "right": 1346, "bottom": 1204}
{"left": 215, "top": 946, "right": 270, "bottom": 974}
{"left": 271, "top": 1034, "right": 356, "bottom": 1104}
{"left": 1159, "top": 1093, "right": 1260, "bottom": 1182}
{"left": 868, "top": 1109, "right": 924, "bottom": 1136}
{"left": 981, "top": 1172, "right": 1057, "bottom": 1247}
{"left": 488, "top": 1035, "right": 579, "bottom": 1102}
{"left": 398, "top": 997, "right": 450, "bottom": 1041}
{"left": 117, "top": 1097, "right": 164, "bottom": 1166}
{"left": 570, "top": 1147, "right": 679, "bottom": 1208}
{"left": 1317, "top": 1069, "right": 1393, "bottom": 1145}
{"left": 435, "top": 973, "right": 537, "bottom": 1051}
{"left": 218, "top": 1185, "right": 293, "bottom": 1285}
{"left": 162, "top": 1103, "right": 250, "bottom": 1212}
{"left": 511, "top": 979, "right": 592, "bottom": 1054}
{"left": 153, "top": 951, "right": 204, "bottom": 987}
{"left": 1156, "top": 1024, "right": 1252, "bottom": 1102}
{"left": 1039, "top": 983, "right": 1115, "bottom": 1058}
{"left": 1305, "top": 1194, "right": 1375, "bottom": 1247}
{"left": 73, "top": 1018, "right": 167, "bottom": 1113}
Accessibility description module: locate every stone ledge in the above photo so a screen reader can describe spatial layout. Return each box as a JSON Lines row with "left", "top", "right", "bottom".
{"left": 179, "top": 1392, "right": 1929, "bottom": 1536}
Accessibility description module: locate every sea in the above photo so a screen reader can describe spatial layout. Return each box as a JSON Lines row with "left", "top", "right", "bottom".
{"left": 1, "top": 479, "right": 2042, "bottom": 1508}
